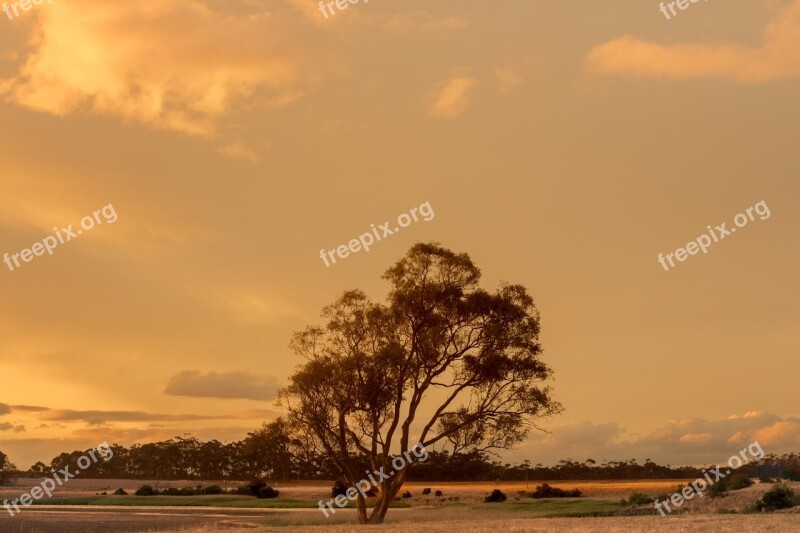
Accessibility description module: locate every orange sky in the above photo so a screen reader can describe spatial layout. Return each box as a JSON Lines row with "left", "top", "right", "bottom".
{"left": 0, "top": 0, "right": 798, "bottom": 469}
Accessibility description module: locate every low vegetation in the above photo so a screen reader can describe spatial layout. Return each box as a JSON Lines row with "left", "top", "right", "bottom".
{"left": 528, "top": 483, "right": 582, "bottom": 498}
{"left": 756, "top": 483, "right": 796, "bottom": 511}
{"left": 133, "top": 482, "right": 276, "bottom": 498}
{"left": 621, "top": 492, "right": 652, "bottom": 506}
{"left": 485, "top": 489, "right": 507, "bottom": 503}
{"left": 707, "top": 475, "right": 754, "bottom": 498}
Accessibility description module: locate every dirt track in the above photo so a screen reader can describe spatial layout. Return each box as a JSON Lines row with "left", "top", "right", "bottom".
{"left": 0, "top": 506, "right": 275, "bottom": 533}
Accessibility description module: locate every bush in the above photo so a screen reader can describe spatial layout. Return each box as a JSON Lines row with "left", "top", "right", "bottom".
{"left": 202, "top": 485, "right": 224, "bottom": 495}
{"left": 113, "top": 488, "right": 128, "bottom": 496}
{"left": 625, "top": 492, "right": 653, "bottom": 506}
{"left": 135, "top": 485, "right": 158, "bottom": 496}
{"left": 484, "top": 489, "right": 507, "bottom": 503}
{"left": 708, "top": 475, "right": 754, "bottom": 498}
{"left": 422, "top": 487, "right": 431, "bottom": 495}
{"left": 162, "top": 487, "right": 182, "bottom": 496}
{"left": 757, "top": 483, "right": 796, "bottom": 511}
{"left": 257, "top": 486, "right": 280, "bottom": 499}
{"left": 759, "top": 477, "right": 775, "bottom": 484}
{"left": 529, "top": 483, "right": 581, "bottom": 499}
{"left": 726, "top": 476, "right": 754, "bottom": 491}
{"left": 331, "top": 480, "right": 348, "bottom": 498}
{"left": 435, "top": 490, "right": 443, "bottom": 497}
{"left": 240, "top": 480, "right": 267, "bottom": 497}
{"left": 401, "top": 491, "right": 412, "bottom": 498}
{"left": 237, "top": 480, "right": 279, "bottom": 499}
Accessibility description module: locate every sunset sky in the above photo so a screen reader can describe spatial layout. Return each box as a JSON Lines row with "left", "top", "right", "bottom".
{"left": 1, "top": 0, "right": 798, "bottom": 469}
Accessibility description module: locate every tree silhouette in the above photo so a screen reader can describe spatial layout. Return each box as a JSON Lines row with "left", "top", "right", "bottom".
{"left": 0, "top": 451, "right": 16, "bottom": 486}
{"left": 281, "top": 243, "right": 562, "bottom": 524}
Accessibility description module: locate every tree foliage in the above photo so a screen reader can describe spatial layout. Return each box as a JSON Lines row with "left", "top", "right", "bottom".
{"left": 0, "top": 450, "right": 16, "bottom": 486}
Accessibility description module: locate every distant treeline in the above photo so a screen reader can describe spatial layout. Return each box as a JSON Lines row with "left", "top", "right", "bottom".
{"left": 4, "top": 420, "right": 800, "bottom": 482}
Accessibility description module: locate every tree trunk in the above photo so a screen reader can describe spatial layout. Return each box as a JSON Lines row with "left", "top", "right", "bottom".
{"left": 366, "top": 475, "right": 403, "bottom": 524}
{"left": 356, "top": 495, "right": 369, "bottom": 524}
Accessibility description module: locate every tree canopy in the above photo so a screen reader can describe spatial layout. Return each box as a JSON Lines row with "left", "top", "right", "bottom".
{"left": 0, "top": 450, "right": 16, "bottom": 486}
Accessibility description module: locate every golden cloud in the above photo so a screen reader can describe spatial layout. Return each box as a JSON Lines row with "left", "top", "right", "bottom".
{"left": 0, "top": 0, "right": 326, "bottom": 138}
{"left": 428, "top": 74, "right": 478, "bottom": 119}
{"left": 585, "top": 1, "right": 800, "bottom": 83}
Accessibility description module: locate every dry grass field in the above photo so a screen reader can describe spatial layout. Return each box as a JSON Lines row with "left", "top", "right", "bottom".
{"left": 2, "top": 479, "right": 799, "bottom": 532}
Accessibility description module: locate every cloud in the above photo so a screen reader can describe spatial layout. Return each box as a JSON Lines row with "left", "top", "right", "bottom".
{"left": 0, "top": 422, "right": 25, "bottom": 433}
{"left": 0, "top": 403, "right": 9, "bottom": 416}
{"left": 428, "top": 75, "right": 478, "bottom": 119}
{"left": 164, "top": 370, "right": 282, "bottom": 401}
{"left": 10, "top": 405, "right": 49, "bottom": 412}
{"left": 513, "top": 411, "right": 800, "bottom": 465}
{"left": 495, "top": 66, "right": 523, "bottom": 92}
{"left": 585, "top": 1, "right": 800, "bottom": 83}
{"left": 753, "top": 420, "right": 800, "bottom": 448}
{"left": 39, "top": 409, "right": 232, "bottom": 425}
{"left": 0, "top": 0, "right": 326, "bottom": 138}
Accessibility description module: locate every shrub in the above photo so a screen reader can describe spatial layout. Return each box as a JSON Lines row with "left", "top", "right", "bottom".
{"left": 759, "top": 477, "right": 775, "bottom": 484}
{"left": 757, "top": 483, "right": 796, "bottom": 511}
{"left": 422, "top": 487, "right": 431, "bottom": 495}
{"left": 401, "top": 491, "right": 412, "bottom": 498}
{"left": 179, "top": 487, "right": 197, "bottom": 496}
{"left": 434, "top": 490, "right": 443, "bottom": 497}
{"left": 236, "top": 480, "right": 279, "bottom": 499}
{"left": 529, "top": 483, "right": 581, "bottom": 499}
{"left": 202, "top": 485, "right": 224, "bottom": 495}
{"left": 113, "top": 488, "right": 128, "bottom": 496}
{"left": 135, "top": 485, "right": 158, "bottom": 496}
{"left": 241, "top": 480, "right": 267, "bottom": 497}
{"left": 726, "top": 476, "right": 754, "bottom": 491}
{"left": 331, "top": 480, "right": 348, "bottom": 498}
{"left": 257, "top": 486, "right": 280, "bottom": 499}
{"left": 162, "top": 487, "right": 181, "bottom": 496}
{"left": 708, "top": 475, "right": 754, "bottom": 498}
{"left": 625, "top": 493, "right": 652, "bottom": 506}
{"left": 484, "top": 489, "right": 507, "bottom": 503}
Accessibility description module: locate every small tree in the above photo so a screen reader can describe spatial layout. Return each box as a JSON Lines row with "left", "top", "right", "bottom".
{"left": 0, "top": 451, "right": 16, "bottom": 486}
{"left": 281, "top": 243, "right": 562, "bottom": 524}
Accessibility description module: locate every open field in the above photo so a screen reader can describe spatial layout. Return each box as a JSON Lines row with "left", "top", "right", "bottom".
{"left": 2, "top": 479, "right": 799, "bottom": 532}
{"left": 0, "top": 478, "right": 698, "bottom": 507}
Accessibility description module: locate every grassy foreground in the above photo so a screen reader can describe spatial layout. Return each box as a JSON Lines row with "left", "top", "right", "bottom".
{"left": 31, "top": 495, "right": 615, "bottom": 516}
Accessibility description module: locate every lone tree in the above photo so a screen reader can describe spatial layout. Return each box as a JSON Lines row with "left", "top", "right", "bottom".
{"left": 281, "top": 243, "right": 561, "bottom": 524}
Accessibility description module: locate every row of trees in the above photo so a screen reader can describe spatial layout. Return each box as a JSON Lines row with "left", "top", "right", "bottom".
{"left": 5, "top": 422, "right": 800, "bottom": 483}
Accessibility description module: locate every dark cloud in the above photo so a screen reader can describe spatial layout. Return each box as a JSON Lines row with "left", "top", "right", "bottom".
{"left": 40, "top": 410, "right": 231, "bottom": 425}
{"left": 164, "top": 370, "right": 281, "bottom": 401}
{"left": 11, "top": 405, "right": 49, "bottom": 412}
{"left": 0, "top": 422, "right": 25, "bottom": 433}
